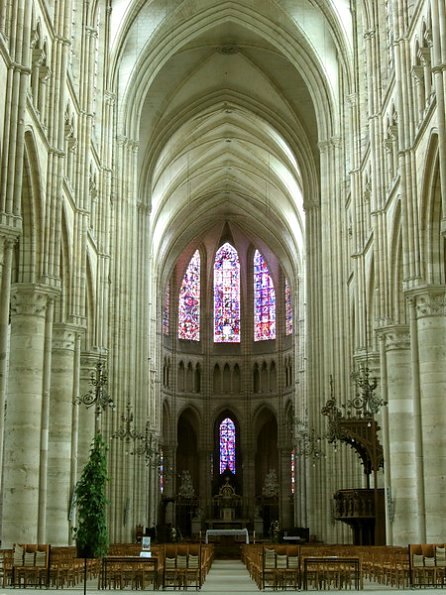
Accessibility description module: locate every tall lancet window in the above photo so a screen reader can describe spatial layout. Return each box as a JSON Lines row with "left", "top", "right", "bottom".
{"left": 254, "top": 250, "right": 276, "bottom": 341}
{"left": 219, "top": 417, "right": 236, "bottom": 473}
{"left": 178, "top": 249, "right": 200, "bottom": 341}
{"left": 214, "top": 242, "right": 241, "bottom": 342}
{"left": 163, "top": 284, "right": 170, "bottom": 335}
{"left": 285, "top": 277, "right": 293, "bottom": 335}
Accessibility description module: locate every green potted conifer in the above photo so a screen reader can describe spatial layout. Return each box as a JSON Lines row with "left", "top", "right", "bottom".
{"left": 74, "top": 432, "right": 109, "bottom": 558}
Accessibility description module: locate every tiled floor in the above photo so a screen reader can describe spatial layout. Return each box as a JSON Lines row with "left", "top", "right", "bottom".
{"left": 3, "top": 559, "right": 446, "bottom": 594}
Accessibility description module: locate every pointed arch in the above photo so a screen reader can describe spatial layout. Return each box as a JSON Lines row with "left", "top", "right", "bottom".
{"left": 419, "top": 135, "right": 444, "bottom": 284}
{"left": 213, "top": 364, "right": 221, "bottom": 393}
{"left": 178, "top": 249, "right": 200, "bottom": 340}
{"left": 218, "top": 416, "right": 236, "bottom": 474}
{"left": 18, "top": 131, "right": 44, "bottom": 283}
{"left": 55, "top": 208, "right": 73, "bottom": 324}
{"left": 233, "top": 364, "right": 241, "bottom": 394}
{"left": 178, "top": 361, "right": 185, "bottom": 392}
{"left": 213, "top": 242, "right": 241, "bottom": 343}
{"left": 177, "top": 407, "right": 201, "bottom": 499}
{"left": 163, "top": 282, "right": 170, "bottom": 335}
{"left": 285, "top": 276, "right": 293, "bottom": 335}
{"left": 254, "top": 249, "right": 276, "bottom": 341}
{"left": 253, "top": 406, "right": 279, "bottom": 498}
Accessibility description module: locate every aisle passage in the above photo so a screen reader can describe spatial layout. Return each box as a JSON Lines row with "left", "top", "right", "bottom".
{"left": 201, "top": 559, "right": 258, "bottom": 592}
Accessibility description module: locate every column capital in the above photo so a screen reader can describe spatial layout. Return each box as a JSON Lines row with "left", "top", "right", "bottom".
{"left": 0, "top": 212, "right": 22, "bottom": 238}
{"left": 376, "top": 324, "right": 410, "bottom": 351}
{"left": 80, "top": 347, "right": 109, "bottom": 369}
{"left": 406, "top": 285, "right": 446, "bottom": 318}
{"left": 52, "top": 323, "right": 82, "bottom": 351}
{"left": 10, "top": 283, "right": 59, "bottom": 317}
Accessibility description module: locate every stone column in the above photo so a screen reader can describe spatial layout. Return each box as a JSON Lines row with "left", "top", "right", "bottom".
{"left": 46, "top": 323, "right": 77, "bottom": 544}
{"left": 380, "top": 325, "right": 418, "bottom": 544}
{"left": 198, "top": 448, "right": 212, "bottom": 520}
{"left": 0, "top": 236, "right": 18, "bottom": 492}
{"left": 77, "top": 353, "right": 98, "bottom": 468}
{"left": 279, "top": 447, "right": 292, "bottom": 529}
{"left": 430, "top": 0, "right": 446, "bottom": 232}
{"left": 411, "top": 286, "right": 446, "bottom": 541}
{"left": 2, "top": 284, "right": 50, "bottom": 546}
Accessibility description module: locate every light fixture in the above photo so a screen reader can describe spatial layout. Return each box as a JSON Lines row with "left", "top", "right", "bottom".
{"left": 321, "top": 373, "right": 385, "bottom": 478}
{"left": 346, "top": 366, "right": 386, "bottom": 417}
{"left": 134, "top": 421, "right": 161, "bottom": 467}
{"left": 112, "top": 400, "right": 141, "bottom": 445}
{"left": 75, "top": 360, "right": 114, "bottom": 421}
{"left": 294, "top": 419, "right": 326, "bottom": 466}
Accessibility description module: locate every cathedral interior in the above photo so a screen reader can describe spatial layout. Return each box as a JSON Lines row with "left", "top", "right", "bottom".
{"left": 0, "top": 0, "right": 446, "bottom": 551}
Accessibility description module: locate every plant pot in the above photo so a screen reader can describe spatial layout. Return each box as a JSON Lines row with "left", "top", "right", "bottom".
{"left": 76, "top": 543, "right": 96, "bottom": 559}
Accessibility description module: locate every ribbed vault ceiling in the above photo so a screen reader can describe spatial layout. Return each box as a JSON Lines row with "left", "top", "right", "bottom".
{"left": 110, "top": 0, "right": 352, "bottom": 282}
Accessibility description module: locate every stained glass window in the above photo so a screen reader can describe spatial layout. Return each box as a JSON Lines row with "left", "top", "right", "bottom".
{"left": 163, "top": 284, "right": 170, "bottom": 335}
{"left": 159, "top": 450, "right": 164, "bottom": 494}
{"left": 219, "top": 417, "right": 236, "bottom": 473}
{"left": 285, "top": 277, "right": 293, "bottom": 335}
{"left": 214, "top": 243, "right": 241, "bottom": 342}
{"left": 178, "top": 249, "right": 200, "bottom": 341}
{"left": 254, "top": 250, "right": 276, "bottom": 341}
{"left": 291, "top": 449, "right": 296, "bottom": 494}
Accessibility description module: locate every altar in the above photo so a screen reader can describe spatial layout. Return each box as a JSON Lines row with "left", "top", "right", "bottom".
{"left": 213, "top": 475, "right": 242, "bottom": 521}
{"left": 205, "top": 528, "right": 249, "bottom": 544}
{"left": 207, "top": 518, "right": 248, "bottom": 529}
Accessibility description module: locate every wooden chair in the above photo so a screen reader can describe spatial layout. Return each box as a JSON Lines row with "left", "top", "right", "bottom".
{"left": 163, "top": 556, "right": 179, "bottom": 589}
{"left": 262, "top": 547, "right": 277, "bottom": 589}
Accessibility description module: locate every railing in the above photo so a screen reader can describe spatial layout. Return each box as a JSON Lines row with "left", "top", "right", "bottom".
{"left": 333, "top": 489, "right": 376, "bottom": 519}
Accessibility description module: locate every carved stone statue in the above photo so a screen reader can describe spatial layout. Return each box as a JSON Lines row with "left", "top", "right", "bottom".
{"left": 262, "top": 469, "right": 279, "bottom": 498}
{"left": 178, "top": 470, "right": 195, "bottom": 499}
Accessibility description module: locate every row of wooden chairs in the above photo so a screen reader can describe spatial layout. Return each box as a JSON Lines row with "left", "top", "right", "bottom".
{"left": 162, "top": 543, "right": 214, "bottom": 590}
{"left": 242, "top": 544, "right": 300, "bottom": 590}
{"left": 0, "top": 542, "right": 213, "bottom": 590}
{"left": 409, "top": 543, "right": 446, "bottom": 587}
{"left": 242, "top": 543, "right": 418, "bottom": 590}
{"left": 8, "top": 544, "right": 51, "bottom": 588}
{"left": 0, "top": 546, "right": 100, "bottom": 589}
{"left": 361, "top": 546, "right": 409, "bottom": 588}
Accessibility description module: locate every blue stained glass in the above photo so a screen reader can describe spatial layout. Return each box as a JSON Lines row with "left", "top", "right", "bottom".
{"left": 254, "top": 250, "right": 276, "bottom": 341}
{"left": 178, "top": 250, "right": 200, "bottom": 341}
{"left": 219, "top": 417, "right": 236, "bottom": 473}
{"left": 285, "top": 277, "right": 293, "bottom": 335}
{"left": 214, "top": 243, "right": 241, "bottom": 342}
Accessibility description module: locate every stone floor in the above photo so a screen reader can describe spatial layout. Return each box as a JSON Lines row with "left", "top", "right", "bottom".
{"left": 3, "top": 559, "right": 446, "bottom": 594}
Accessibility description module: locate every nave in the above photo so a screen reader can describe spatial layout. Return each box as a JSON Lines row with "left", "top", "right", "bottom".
{"left": 2, "top": 0, "right": 446, "bottom": 552}
{"left": 3, "top": 552, "right": 446, "bottom": 594}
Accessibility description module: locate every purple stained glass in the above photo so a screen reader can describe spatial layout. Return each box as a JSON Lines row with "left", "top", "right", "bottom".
{"left": 285, "top": 277, "right": 293, "bottom": 335}
{"left": 163, "top": 285, "right": 170, "bottom": 335}
{"left": 159, "top": 451, "right": 164, "bottom": 494}
{"left": 214, "top": 243, "right": 241, "bottom": 343}
{"left": 254, "top": 250, "right": 276, "bottom": 341}
{"left": 219, "top": 417, "right": 236, "bottom": 473}
{"left": 178, "top": 249, "right": 200, "bottom": 341}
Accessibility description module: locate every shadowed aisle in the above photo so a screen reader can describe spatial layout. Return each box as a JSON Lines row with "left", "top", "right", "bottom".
{"left": 201, "top": 559, "right": 258, "bottom": 592}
